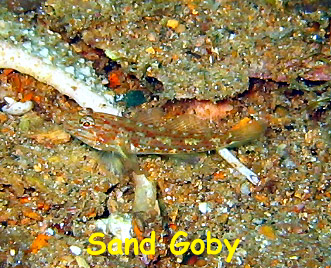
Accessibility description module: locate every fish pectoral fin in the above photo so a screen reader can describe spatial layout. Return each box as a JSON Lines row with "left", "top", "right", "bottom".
{"left": 112, "top": 146, "right": 141, "bottom": 174}
{"left": 227, "top": 119, "right": 267, "bottom": 147}
{"left": 99, "top": 150, "right": 140, "bottom": 175}
{"left": 98, "top": 151, "right": 125, "bottom": 175}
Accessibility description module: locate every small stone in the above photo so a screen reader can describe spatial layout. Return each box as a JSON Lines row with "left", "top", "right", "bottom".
{"left": 252, "top": 218, "right": 265, "bottom": 225}
{"left": 175, "top": 24, "right": 186, "bottom": 33}
{"left": 167, "top": 19, "right": 179, "bottom": 29}
{"left": 45, "top": 228, "right": 55, "bottom": 236}
{"left": 241, "top": 182, "right": 251, "bottom": 195}
{"left": 218, "top": 213, "right": 229, "bottom": 224}
{"left": 283, "top": 158, "right": 296, "bottom": 169}
{"left": 198, "top": 202, "right": 212, "bottom": 214}
{"left": 147, "top": 33, "right": 157, "bottom": 42}
{"left": 259, "top": 225, "right": 276, "bottom": 240}
{"left": 241, "top": 213, "right": 252, "bottom": 222}
{"left": 195, "top": 259, "right": 207, "bottom": 267}
{"left": 95, "top": 213, "right": 132, "bottom": 241}
{"left": 146, "top": 47, "right": 155, "bottom": 54}
{"left": 9, "top": 249, "right": 15, "bottom": 256}
{"left": 80, "top": 66, "right": 91, "bottom": 76}
{"left": 75, "top": 256, "right": 90, "bottom": 268}
{"left": 33, "top": 163, "right": 42, "bottom": 172}
{"left": 70, "top": 245, "right": 82, "bottom": 256}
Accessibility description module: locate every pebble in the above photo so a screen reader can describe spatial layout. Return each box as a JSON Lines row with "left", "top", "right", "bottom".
{"left": 198, "top": 202, "right": 212, "bottom": 214}
{"left": 70, "top": 245, "right": 82, "bottom": 255}
{"left": 283, "top": 158, "right": 296, "bottom": 169}
{"left": 241, "top": 182, "right": 251, "bottom": 195}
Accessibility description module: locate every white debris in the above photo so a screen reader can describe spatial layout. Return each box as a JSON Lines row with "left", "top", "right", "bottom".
{"left": 218, "top": 148, "right": 260, "bottom": 185}
{"left": 133, "top": 173, "right": 160, "bottom": 216}
{"left": 9, "top": 249, "right": 15, "bottom": 256}
{"left": 0, "top": 40, "right": 122, "bottom": 116}
{"left": 95, "top": 213, "right": 132, "bottom": 242}
{"left": 240, "top": 182, "right": 251, "bottom": 195}
{"left": 45, "top": 228, "right": 55, "bottom": 236}
{"left": 198, "top": 202, "right": 212, "bottom": 214}
{"left": 2, "top": 97, "right": 33, "bottom": 115}
{"left": 70, "top": 245, "right": 82, "bottom": 256}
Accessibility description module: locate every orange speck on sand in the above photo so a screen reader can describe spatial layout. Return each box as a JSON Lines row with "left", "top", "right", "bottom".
{"left": 1, "top": 127, "right": 14, "bottom": 135}
{"left": 317, "top": 220, "right": 326, "bottom": 230}
{"left": 0, "top": 112, "right": 7, "bottom": 124}
{"left": 108, "top": 71, "right": 121, "bottom": 88}
{"left": 30, "top": 234, "right": 51, "bottom": 254}
{"left": 254, "top": 194, "right": 269, "bottom": 204}
{"left": 86, "top": 208, "right": 97, "bottom": 218}
{"left": 132, "top": 219, "right": 144, "bottom": 241}
{"left": 37, "top": 202, "right": 50, "bottom": 211}
{"left": 22, "top": 208, "right": 41, "bottom": 220}
{"left": 213, "top": 171, "right": 225, "bottom": 180}
{"left": 247, "top": 107, "right": 256, "bottom": 115}
{"left": 12, "top": 73, "right": 23, "bottom": 93}
{"left": 259, "top": 225, "right": 276, "bottom": 240}
{"left": 7, "top": 220, "right": 18, "bottom": 226}
{"left": 20, "top": 196, "right": 31, "bottom": 204}
{"left": 22, "top": 92, "right": 34, "bottom": 102}
{"left": 21, "top": 218, "right": 32, "bottom": 225}
{"left": 33, "top": 95, "right": 42, "bottom": 103}
{"left": 169, "top": 223, "right": 177, "bottom": 231}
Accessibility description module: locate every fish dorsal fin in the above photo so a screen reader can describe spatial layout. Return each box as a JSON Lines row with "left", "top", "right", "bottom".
{"left": 130, "top": 107, "right": 165, "bottom": 125}
{"left": 130, "top": 108, "right": 215, "bottom": 134}
{"left": 162, "top": 114, "right": 213, "bottom": 134}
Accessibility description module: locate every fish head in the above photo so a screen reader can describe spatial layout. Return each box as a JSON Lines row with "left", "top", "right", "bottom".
{"left": 62, "top": 110, "right": 128, "bottom": 152}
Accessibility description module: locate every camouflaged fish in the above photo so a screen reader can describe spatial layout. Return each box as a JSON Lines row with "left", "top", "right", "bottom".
{"left": 63, "top": 110, "right": 266, "bottom": 156}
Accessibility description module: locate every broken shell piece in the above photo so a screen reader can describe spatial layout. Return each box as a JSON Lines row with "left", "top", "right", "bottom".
{"left": 133, "top": 173, "right": 160, "bottom": 217}
{"left": 218, "top": 148, "right": 259, "bottom": 185}
{"left": 95, "top": 213, "right": 132, "bottom": 241}
{"left": 2, "top": 97, "right": 33, "bottom": 115}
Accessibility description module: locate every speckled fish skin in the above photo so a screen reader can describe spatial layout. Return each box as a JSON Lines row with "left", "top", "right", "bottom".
{"left": 63, "top": 112, "right": 265, "bottom": 155}
{"left": 63, "top": 111, "right": 241, "bottom": 155}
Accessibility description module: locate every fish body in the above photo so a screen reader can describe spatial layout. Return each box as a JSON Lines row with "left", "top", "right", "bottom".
{"left": 63, "top": 111, "right": 265, "bottom": 155}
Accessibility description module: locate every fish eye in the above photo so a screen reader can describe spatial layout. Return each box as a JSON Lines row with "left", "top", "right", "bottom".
{"left": 80, "top": 116, "right": 95, "bottom": 127}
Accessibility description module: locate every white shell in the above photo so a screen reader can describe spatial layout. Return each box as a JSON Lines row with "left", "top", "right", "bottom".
{"left": 2, "top": 97, "right": 34, "bottom": 115}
